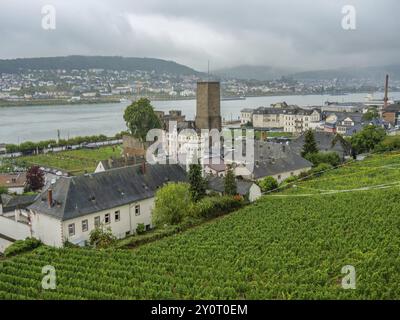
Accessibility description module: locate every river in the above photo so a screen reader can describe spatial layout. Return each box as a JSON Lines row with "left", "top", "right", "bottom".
{"left": 1, "top": 92, "right": 399, "bottom": 144}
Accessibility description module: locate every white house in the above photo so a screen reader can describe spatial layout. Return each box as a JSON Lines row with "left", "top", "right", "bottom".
{"left": 27, "top": 164, "right": 187, "bottom": 247}
{"left": 240, "top": 108, "right": 253, "bottom": 125}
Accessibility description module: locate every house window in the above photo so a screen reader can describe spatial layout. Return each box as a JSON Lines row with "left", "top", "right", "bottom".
{"left": 82, "top": 220, "right": 88, "bottom": 232}
{"left": 135, "top": 204, "right": 140, "bottom": 216}
{"left": 105, "top": 213, "right": 111, "bottom": 224}
{"left": 115, "top": 210, "right": 120, "bottom": 222}
{"left": 94, "top": 216, "right": 100, "bottom": 228}
{"left": 68, "top": 223, "right": 75, "bottom": 236}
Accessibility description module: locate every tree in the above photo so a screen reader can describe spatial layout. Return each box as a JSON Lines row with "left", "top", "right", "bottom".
{"left": 224, "top": 166, "right": 237, "bottom": 196}
{"left": 258, "top": 176, "right": 278, "bottom": 192}
{"left": 301, "top": 130, "right": 318, "bottom": 157}
{"left": 0, "top": 186, "right": 8, "bottom": 195}
{"left": 89, "top": 225, "right": 116, "bottom": 248}
{"left": 152, "top": 182, "right": 191, "bottom": 226}
{"left": 305, "top": 152, "right": 341, "bottom": 167}
{"left": 350, "top": 125, "right": 386, "bottom": 154}
{"left": 362, "top": 108, "right": 379, "bottom": 121}
{"left": 123, "top": 98, "right": 162, "bottom": 142}
{"left": 188, "top": 163, "right": 206, "bottom": 202}
{"left": 26, "top": 166, "right": 45, "bottom": 192}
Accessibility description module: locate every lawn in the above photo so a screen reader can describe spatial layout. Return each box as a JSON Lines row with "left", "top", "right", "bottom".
{"left": 1, "top": 151, "right": 400, "bottom": 299}
{"left": 13, "top": 145, "right": 122, "bottom": 175}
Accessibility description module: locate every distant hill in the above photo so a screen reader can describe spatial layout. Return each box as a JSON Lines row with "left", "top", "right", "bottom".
{"left": 292, "top": 65, "right": 400, "bottom": 81}
{"left": 214, "top": 65, "right": 297, "bottom": 81}
{"left": 0, "top": 56, "right": 201, "bottom": 76}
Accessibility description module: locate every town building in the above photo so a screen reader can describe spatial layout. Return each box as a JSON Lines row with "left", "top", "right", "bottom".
{"left": 206, "top": 176, "right": 261, "bottom": 203}
{"left": 290, "top": 131, "right": 347, "bottom": 159}
{"left": 25, "top": 164, "right": 187, "bottom": 247}
{"left": 0, "top": 173, "right": 27, "bottom": 195}
{"left": 382, "top": 103, "right": 400, "bottom": 127}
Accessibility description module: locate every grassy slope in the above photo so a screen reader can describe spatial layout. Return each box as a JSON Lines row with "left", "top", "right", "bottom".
{"left": 14, "top": 145, "right": 122, "bottom": 175}
{"left": 1, "top": 152, "right": 400, "bottom": 299}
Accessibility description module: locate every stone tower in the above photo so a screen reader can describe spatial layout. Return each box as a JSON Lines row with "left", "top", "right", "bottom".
{"left": 195, "top": 82, "right": 222, "bottom": 131}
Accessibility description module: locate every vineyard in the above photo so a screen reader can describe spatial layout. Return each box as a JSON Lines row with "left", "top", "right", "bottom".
{"left": 280, "top": 151, "right": 400, "bottom": 195}
{"left": 13, "top": 145, "right": 122, "bottom": 175}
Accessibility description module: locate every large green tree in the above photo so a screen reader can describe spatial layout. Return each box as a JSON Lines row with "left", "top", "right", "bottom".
{"left": 152, "top": 182, "right": 191, "bottom": 226}
{"left": 350, "top": 125, "right": 386, "bottom": 154}
{"left": 301, "top": 130, "right": 318, "bottom": 157}
{"left": 188, "top": 164, "right": 206, "bottom": 202}
{"left": 123, "top": 98, "right": 162, "bottom": 142}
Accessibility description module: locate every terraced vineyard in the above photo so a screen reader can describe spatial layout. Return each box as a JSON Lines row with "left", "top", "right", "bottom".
{"left": 280, "top": 151, "right": 400, "bottom": 195}
{"left": 1, "top": 152, "right": 400, "bottom": 299}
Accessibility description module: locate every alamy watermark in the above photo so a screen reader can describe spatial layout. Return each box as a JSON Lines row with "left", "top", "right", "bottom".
{"left": 42, "top": 265, "right": 57, "bottom": 290}
{"left": 341, "top": 265, "right": 356, "bottom": 289}
{"left": 145, "top": 122, "right": 255, "bottom": 173}
{"left": 41, "top": 5, "right": 56, "bottom": 30}
{"left": 341, "top": 5, "right": 356, "bottom": 30}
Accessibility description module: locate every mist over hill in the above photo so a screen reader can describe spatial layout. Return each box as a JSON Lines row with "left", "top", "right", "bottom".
{"left": 214, "top": 64, "right": 400, "bottom": 82}
{"left": 291, "top": 65, "right": 400, "bottom": 81}
{"left": 0, "top": 56, "right": 201, "bottom": 76}
{"left": 214, "top": 65, "right": 297, "bottom": 81}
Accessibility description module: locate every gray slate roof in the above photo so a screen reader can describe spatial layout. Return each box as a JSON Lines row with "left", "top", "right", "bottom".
{"left": 207, "top": 176, "right": 255, "bottom": 196}
{"left": 28, "top": 164, "right": 187, "bottom": 221}
{"left": 1, "top": 194, "right": 39, "bottom": 213}
{"left": 290, "top": 131, "right": 346, "bottom": 156}
{"left": 252, "top": 151, "right": 312, "bottom": 180}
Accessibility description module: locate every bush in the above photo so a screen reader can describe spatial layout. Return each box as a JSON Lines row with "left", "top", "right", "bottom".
{"left": 89, "top": 226, "right": 116, "bottom": 248}
{"left": 4, "top": 238, "right": 41, "bottom": 257}
{"left": 152, "top": 182, "right": 192, "bottom": 227}
{"left": 280, "top": 175, "right": 298, "bottom": 187}
{"left": 305, "top": 152, "right": 341, "bottom": 167}
{"left": 188, "top": 195, "right": 244, "bottom": 219}
{"left": 136, "top": 223, "right": 145, "bottom": 235}
{"left": 374, "top": 136, "right": 400, "bottom": 152}
{"left": 309, "top": 163, "right": 333, "bottom": 177}
{"left": 258, "top": 176, "right": 279, "bottom": 192}
{"left": 0, "top": 186, "right": 8, "bottom": 195}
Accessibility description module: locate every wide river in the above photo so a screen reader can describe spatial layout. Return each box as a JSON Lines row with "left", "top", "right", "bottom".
{"left": 1, "top": 92, "right": 400, "bottom": 144}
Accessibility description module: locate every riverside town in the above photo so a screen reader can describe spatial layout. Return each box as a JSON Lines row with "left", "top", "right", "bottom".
{"left": 1, "top": 0, "right": 400, "bottom": 316}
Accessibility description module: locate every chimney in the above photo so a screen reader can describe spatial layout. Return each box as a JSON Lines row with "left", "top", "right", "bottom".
{"left": 141, "top": 162, "right": 147, "bottom": 174}
{"left": 384, "top": 74, "right": 389, "bottom": 108}
{"left": 47, "top": 189, "right": 53, "bottom": 208}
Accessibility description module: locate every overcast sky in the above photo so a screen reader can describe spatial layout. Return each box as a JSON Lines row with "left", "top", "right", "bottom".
{"left": 0, "top": 0, "right": 399, "bottom": 71}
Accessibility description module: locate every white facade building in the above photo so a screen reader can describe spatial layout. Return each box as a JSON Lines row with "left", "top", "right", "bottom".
{"left": 27, "top": 164, "right": 187, "bottom": 247}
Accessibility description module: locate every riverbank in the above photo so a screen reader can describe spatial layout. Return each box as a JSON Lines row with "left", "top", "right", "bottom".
{"left": 0, "top": 90, "right": 370, "bottom": 107}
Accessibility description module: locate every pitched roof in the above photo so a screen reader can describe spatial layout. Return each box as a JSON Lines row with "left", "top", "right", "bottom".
{"left": 252, "top": 152, "right": 312, "bottom": 180}
{"left": 0, "top": 173, "right": 26, "bottom": 188}
{"left": 1, "top": 194, "right": 39, "bottom": 213}
{"left": 28, "top": 164, "right": 188, "bottom": 221}
{"left": 98, "top": 157, "right": 144, "bottom": 171}
{"left": 290, "top": 131, "right": 346, "bottom": 155}
{"left": 207, "top": 176, "right": 255, "bottom": 196}
{"left": 384, "top": 103, "right": 400, "bottom": 112}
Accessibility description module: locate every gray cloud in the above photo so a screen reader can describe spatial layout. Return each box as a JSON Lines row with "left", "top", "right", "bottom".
{"left": 0, "top": 0, "right": 399, "bottom": 71}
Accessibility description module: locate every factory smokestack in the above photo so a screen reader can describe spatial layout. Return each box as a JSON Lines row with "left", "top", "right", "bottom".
{"left": 384, "top": 74, "right": 389, "bottom": 108}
